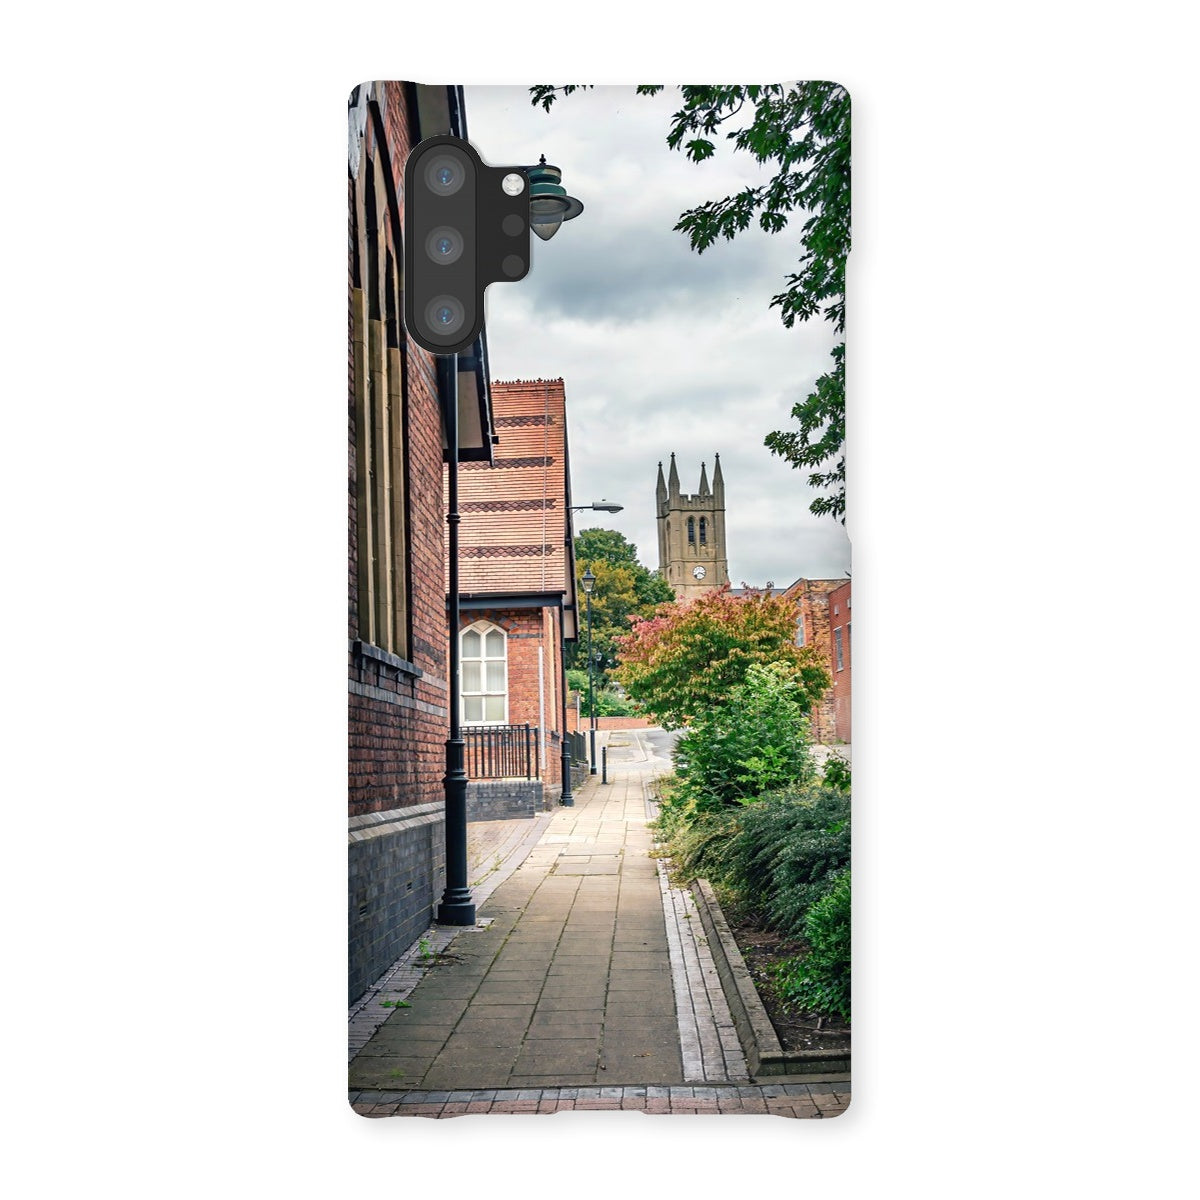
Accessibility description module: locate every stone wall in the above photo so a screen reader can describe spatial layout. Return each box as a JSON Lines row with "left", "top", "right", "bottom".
{"left": 348, "top": 802, "right": 446, "bottom": 1004}
{"left": 466, "top": 779, "right": 546, "bottom": 821}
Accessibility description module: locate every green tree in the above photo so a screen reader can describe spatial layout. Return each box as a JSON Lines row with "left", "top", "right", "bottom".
{"left": 615, "top": 584, "right": 829, "bottom": 728}
{"left": 674, "top": 661, "right": 816, "bottom": 807}
{"left": 531, "top": 83, "right": 850, "bottom": 520}
{"left": 571, "top": 528, "right": 674, "bottom": 679}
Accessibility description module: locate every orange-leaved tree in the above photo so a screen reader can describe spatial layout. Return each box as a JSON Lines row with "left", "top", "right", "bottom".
{"left": 614, "top": 584, "right": 830, "bottom": 728}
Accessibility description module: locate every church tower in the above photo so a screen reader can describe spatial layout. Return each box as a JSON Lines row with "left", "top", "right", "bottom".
{"left": 656, "top": 453, "right": 730, "bottom": 600}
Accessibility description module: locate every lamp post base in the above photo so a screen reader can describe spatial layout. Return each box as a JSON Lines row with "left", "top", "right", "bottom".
{"left": 437, "top": 893, "right": 477, "bottom": 926}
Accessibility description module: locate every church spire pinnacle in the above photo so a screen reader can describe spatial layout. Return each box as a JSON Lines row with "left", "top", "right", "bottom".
{"left": 712, "top": 452, "right": 724, "bottom": 500}
{"left": 698, "top": 460, "right": 710, "bottom": 496}
{"left": 667, "top": 451, "right": 680, "bottom": 500}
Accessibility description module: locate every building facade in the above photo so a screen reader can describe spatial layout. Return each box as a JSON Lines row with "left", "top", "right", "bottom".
{"left": 656, "top": 453, "right": 730, "bottom": 600}
{"left": 448, "top": 378, "right": 580, "bottom": 813}
{"left": 828, "top": 579, "right": 852, "bottom": 744}
{"left": 781, "top": 576, "right": 848, "bottom": 745}
{"left": 347, "top": 82, "right": 497, "bottom": 1005}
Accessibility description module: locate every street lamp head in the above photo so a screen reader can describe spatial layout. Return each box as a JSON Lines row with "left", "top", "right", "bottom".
{"left": 570, "top": 500, "right": 623, "bottom": 514}
{"left": 528, "top": 156, "right": 584, "bottom": 241}
{"left": 581, "top": 566, "right": 595, "bottom": 595}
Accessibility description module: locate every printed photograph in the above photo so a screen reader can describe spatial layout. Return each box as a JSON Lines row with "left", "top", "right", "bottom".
{"left": 348, "top": 81, "right": 851, "bottom": 1118}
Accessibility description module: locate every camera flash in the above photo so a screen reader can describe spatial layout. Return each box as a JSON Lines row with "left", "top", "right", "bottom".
{"left": 501, "top": 173, "right": 525, "bottom": 196}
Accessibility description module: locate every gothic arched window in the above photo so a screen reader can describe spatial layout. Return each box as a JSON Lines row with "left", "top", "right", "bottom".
{"left": 687, "top": 517, "right": 695, "bottom": 546}
{"left": 699, "top": 517, "right": 707, "bottom": 546}
{"left": 461, "top": 621, "right": 508, "bottom": 724}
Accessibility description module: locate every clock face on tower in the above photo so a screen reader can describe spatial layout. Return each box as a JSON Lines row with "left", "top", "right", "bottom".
{"left": 692, "top": 565, "right": 707, "bottom": 580}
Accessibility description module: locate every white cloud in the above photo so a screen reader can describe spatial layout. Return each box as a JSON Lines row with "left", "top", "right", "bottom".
{"left": 467, "top": 84, "right": 851, "bottom": 584}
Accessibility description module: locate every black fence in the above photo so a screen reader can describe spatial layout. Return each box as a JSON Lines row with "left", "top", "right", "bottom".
{"left": 566, "top": 730, "right": 589, "bottom": 784}
{"left": 464, "top": 724, "right": 539, "bottom": 780}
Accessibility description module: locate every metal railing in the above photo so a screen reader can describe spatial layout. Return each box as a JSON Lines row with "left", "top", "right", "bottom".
{"left": 566, "top": 730, "right": 589, "bottom": 784}
{"left": 463, "top": 724, "right": 539, "bottom": 780}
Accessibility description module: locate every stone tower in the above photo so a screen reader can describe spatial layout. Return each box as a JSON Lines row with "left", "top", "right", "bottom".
{"left": 656, "top": 453, "right": 730, "bottom": 601}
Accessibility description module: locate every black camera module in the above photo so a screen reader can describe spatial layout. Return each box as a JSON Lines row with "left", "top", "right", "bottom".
{"left": 423, "top": 153, "right": 466, "bottom": 197}
{"left": 425, "top": 226, "right": 465, "bottom": 266}
{"left": 404, "top": 135, "right": 532, "bottom": 354}
{"left": 424, "top": 295, "right": 466, "bottom": 339}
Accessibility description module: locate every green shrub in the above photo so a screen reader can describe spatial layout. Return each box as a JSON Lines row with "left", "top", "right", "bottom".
{"left": 668, "top": 783, "right": 850, "bottom": 942}
{"left": 593, "top": 688, "right": 635, "bottom": 717}
{"left": 775, "top": 870, "right": 850, "bottom": 1021}
{"left": 673, "top": 662, "right": 816, "bottom": 808}
{"left": 822, "top": 753, "right": 851, "bottom": 792}
{"left": 569, "top": 669, "right": 637, "bottom": 717}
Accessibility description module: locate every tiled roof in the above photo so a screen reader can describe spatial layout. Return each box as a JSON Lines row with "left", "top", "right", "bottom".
{"left": 446, "top": 379, "right": 571, "bottom": 596}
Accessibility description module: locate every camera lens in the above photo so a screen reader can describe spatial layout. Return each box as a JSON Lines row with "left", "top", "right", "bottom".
{"left": 424, "top": 295, "right": 466, "bottom": 338}
{"left": 425, "top": 226, "right": 464, "bottom": 266}
{"left": 423, "top": 153, "right": 465, "bottom": 196}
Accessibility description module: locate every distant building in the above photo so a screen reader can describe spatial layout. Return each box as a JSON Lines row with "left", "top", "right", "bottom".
{"left": 447, "top": 378, "right": 580, "bottom": 814}
{"left": 656, "top": 453, "right": 730, "bottom": 600}
{"left": 828, "top": 579, "right": 852, "bottom": 744}
{"left": 781, "top": 576, "right": 851, "bottom": 745}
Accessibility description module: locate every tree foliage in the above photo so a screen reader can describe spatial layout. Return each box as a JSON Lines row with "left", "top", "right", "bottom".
{"left": 571, "top": 527, "right": 674, "bottom": 679}
{"left": 674, "top": 662, "right": 816, "bottom": 807}
{"left": 615, "top": 584, "right": 829, "bottom": 728}
{"left": 531, "top": 83, "right": 850, "bottom": 520}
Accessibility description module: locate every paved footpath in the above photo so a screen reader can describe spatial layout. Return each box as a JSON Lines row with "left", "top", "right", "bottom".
{"left": 349, "top": 729, "right": 850, "bottom": 1118}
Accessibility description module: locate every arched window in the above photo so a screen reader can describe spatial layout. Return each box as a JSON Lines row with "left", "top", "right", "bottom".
{"left": 699, "top": 517, "right": 707, "bottom": 545}
{"left": 687, "top": 517, "right": 695, "bottom": 545}
{"left": 461, "top": 621, "right": 507, "bottom": 723}
{"left": 351, "top": 98, "right": 408, "bottom": 656}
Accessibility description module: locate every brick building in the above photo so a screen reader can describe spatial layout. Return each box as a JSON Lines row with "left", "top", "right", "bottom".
{"left": 347, "top": 82, "right": 498, "bottom": 1004}
{"left": 828, "top": 579, "right": 852, "bottom": 744}
{"left": 447, "top": 379, "right": 580, "bottom": 813}
{"left": 781, "top": 576, "right": 850, "bottom": 745}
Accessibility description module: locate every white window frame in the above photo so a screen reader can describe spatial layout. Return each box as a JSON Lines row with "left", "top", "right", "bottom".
{"left": 461, "top": 620, "right": 509, "bottom": 725}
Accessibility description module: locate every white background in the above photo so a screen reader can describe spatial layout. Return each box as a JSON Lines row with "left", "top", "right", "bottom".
{"left": 4, "top": 2, "right": 1196, "bottom": 1195}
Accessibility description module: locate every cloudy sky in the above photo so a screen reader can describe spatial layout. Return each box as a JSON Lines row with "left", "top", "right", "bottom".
{"left": 463, "top": 85, "right": 851, "bottom": 587}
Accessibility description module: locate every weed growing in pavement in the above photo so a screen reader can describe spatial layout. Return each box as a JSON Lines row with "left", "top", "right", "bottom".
{"left": 379, "top": 999, "right": 411, "bottom": 1008}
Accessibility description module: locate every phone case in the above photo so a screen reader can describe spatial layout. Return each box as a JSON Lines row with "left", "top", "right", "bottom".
{"left": 348, "top": 81, "right": 851, "bottom": 1118}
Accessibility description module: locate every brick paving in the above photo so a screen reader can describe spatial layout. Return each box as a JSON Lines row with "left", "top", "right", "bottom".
{"left": 349, "top": 728, "right": 850, "bottom": 1118}
{"left": 349, "top": 1082, "right": 849, "bottom": 1117}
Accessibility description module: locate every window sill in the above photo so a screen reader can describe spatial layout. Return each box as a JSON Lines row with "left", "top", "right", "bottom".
{"left": 351, "top": 640, "right": 423, "bottom": 680}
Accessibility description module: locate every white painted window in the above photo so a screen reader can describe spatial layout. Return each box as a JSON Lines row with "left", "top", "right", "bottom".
{"left": 461, "top": 622, "right": 508, "bottom": 724}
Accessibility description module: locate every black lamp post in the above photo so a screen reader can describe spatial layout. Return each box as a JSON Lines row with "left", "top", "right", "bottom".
{"left": 437, "top": 353, "right": 475, "bottom": 926}
{"left": 582, "top": 567, "right": 597, "bottom": 775}
{"left": 440, "top": 154, "right": 583, "bottom": 912}
{"left": 560, "top": 503, "right": 621, "bottom": 805}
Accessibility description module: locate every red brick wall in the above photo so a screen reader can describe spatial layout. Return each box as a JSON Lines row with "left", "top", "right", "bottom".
{"left": 829, "top": 580, "right": 851, "bottom": 744}
{"left": 457, "top": 606, "right": 566, "bottom": 790}
{"left": 348, "top": 82, "right": 450, "bottom": 818}
{"left": 565, "top": 712, "right": 655, "bottom": 732}
{"left": 782, "top": 578, "right": 844, "bottom": 744}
